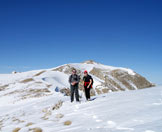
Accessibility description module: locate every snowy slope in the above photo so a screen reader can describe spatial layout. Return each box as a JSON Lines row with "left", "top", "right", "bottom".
{"left": 0, "top": 61, "right": 157, "bottom": 132}
{"left": 0, "top": 84, "right": 162, "bottom": 132}
{"left": 0, "top": 60, "right": 153, "bottom": 96}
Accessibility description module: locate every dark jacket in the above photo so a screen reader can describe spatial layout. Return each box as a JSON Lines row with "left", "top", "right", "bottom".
{"left": 83, "top": 75, "right": 93, "bottom": 88}
{"left": 69, "top": 74, "right": 80, "bottom": 86}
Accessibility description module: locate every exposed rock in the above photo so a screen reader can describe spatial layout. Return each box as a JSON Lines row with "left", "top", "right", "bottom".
{"left": 28, "top": 88, "right": 50, "bottom": 93}
{"left": 105, "top": 76, "right": 125, "bottom": 91}
{"left": 32, "top": 127, "right": 43, "bottom": 132}
{"left": 56, "top": 113, "right": 64, "bottom": 119}
{"left": 46, "top": 84, "right": 52, "bottom": 88}
{"left": 52, "top": 64, "right": 82, "bottom": 75}
{"left": 90, "top": 88, "right": 96, "bottom": 96}
{"left": 34, "top": 70, "right": 46, "bottom": 77}
{"left": 64, "top": 120, "right": 72, "bottom": 126}
{"left": 4, "top": 88, "right": 51, "bottom": 101}
{"left": 0, "top": 84, "right": 9, "bottom": 91}
{"left": 52, "top": 65, "right": 67, "bottom": 72}
{"left": 110, "top": 69, "right": 154, "bottom": 89}
{"left": 90, "top": 67, "right": 105, "bottom": 80}
{"left": 12, "top": 71, "right": 17, "bottom": 74}
{"left": 26, "top": 122, "right": 34, "bottom": 127}
{"left": 102, "top": 88, "right": 109, "bottom": 93}
{"left": 12, "top": 128, "right": 21, "bottom": 132}
{"left": 60, "top": 88, "right": 70, "bottom": 96}
{"left": 52, "top": 100, "right": 63, "bottom": 110}
{"left": 42, "top": 107, "right": 51, "bottom": 120}
{"left": 89, "top": 67, "right": 154, "bottom": 93}
{"left": 20, "top": 78, "right": 34, "bottom": 83}
{"left": 82, "top": 60, "right": 97, "bottom": 64}
{"left": 95, "top": 88, "right": 102, "bottom": 95}
{"left": 12, "top": 117, "right": 25, "bottom": 123}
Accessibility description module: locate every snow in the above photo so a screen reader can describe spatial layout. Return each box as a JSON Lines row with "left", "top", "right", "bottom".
{"left": 0, "top": 84, "right": 162, "bottom": 132}
{"left": 39, "top": 71, "right": 70, "bottom": 88}
{"left": 69, "top": 62, "right": 136, "bottom": 76}
{"left": 0, "top": 70, "right": 42, "bottom": 84}
{"left": 128, "top": 80, "right": 138, "bottom": 90}
{"left": 0, "top": 62, "right": 158, "bottom": 132}
{"left": 0, "top": 62, "right": 136, "bottom": 94}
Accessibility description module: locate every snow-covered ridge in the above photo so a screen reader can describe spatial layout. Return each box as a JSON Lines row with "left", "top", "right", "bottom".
{"left": 0, "top": 60, "right": 153, "bottom": 100}
{"left": 73, "top": 60, "right": 136, "bottom": 75}
{"left": 0, "top": 60, "right": 159, "bottom": 132}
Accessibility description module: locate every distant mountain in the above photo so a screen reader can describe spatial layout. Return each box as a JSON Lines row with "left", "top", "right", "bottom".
{"left": 52, "top": 60, "right": 154, "bottom": 94}
{"left": 0, "top": 60, "right": 154, "bottom": 102}
{"left": 0, "top": 61, "right": 158, "bottom": 132}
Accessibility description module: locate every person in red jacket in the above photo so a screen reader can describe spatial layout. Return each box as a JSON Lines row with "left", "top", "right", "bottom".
{"left": 83, "top": 70, "right": 93, "bottom": 101}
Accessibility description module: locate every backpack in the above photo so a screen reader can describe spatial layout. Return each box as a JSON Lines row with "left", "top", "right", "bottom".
{"left": 91, "top": 75, "right": 94, "bottom": 86}
{"left": 88, "top": 75, "right": 94, "bottom": 86}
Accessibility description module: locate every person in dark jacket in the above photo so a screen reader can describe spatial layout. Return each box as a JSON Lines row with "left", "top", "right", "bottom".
{"left": 83, "top": 70, "right": 93, "bottom": 101}
{"left": 69, "top": 69, "right": 80, "bottom": 102}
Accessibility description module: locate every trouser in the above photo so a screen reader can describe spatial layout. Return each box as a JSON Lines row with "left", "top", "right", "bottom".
{"left": 70, "top": 85, "right": 79, "bottom": 102}
{"left": 84, "top": 86, "right": 91, "bottom": 100}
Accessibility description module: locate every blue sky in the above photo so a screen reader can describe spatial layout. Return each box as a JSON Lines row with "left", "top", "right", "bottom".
{"left": 0, "top": 0, "right": 162, "bottom": 84}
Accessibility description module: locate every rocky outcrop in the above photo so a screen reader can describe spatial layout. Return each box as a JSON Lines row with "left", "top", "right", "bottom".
{"left": 89, "top": 67, "right": 154, "bottom": 94}
{"left": 82, "top": 60, "right": 98, "bottom": 64}
{"left": 60, "top": 88, "right": 70, "bottom": 96}
{"left": 51, "top": 61, "right": 154, "bottom": 95}
{"left": 52, "top": 64, "right": 82, "bottom": 75}
{"left": 110, "top": 69, "right": 153, "bottom": 89}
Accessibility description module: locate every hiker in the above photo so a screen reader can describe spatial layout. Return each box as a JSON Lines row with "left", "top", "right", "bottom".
{"left": 69, "top": 69, "right": 80, "bottom": 102}
{"left": 83, "top": 70, "right": 93, "bottom": 101}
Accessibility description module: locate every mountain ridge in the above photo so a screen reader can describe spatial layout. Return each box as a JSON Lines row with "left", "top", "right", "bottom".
{"left": 0, "top": 60, "right": 154, "bottom": 95}
{"left": 0, "top": 61, "right": 158, "bottom": 132}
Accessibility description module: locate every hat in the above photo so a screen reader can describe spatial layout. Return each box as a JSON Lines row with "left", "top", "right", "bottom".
{"left": 84, "top": 70, "right": 88, "bottom": 74}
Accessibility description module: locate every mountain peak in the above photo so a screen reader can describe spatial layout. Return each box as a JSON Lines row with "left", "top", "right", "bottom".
{"left": 82, "top": 60, "right": 98, "bottom": 64}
